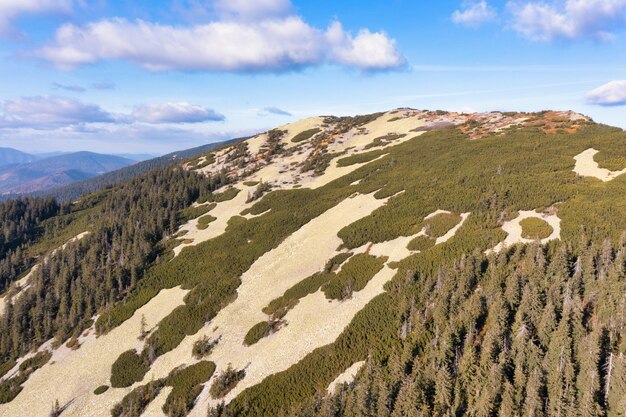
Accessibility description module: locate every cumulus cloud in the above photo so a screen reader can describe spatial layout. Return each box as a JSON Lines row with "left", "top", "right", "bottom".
{"left": 508, "top": 0, "right": 626, "bottom": 41}
{"left": 586, "top": 80, "right": 626, "bottom": 105}
{"left": 0, "top": 0, "right": 73, "bottom": 36}
{"left": 34, "top": 13, "right": 405, "bottom": 72}
{"left": 52, "top": 82, "right": 86, "bottom": 92}
{"left": 0, "top": 96, "right": 115, "bottom": 129}
{"left": 452, "top": 1, "right": 498, "bottom": 28}
{"left": 0, "top": 96, "right": 226, "bottom": 130}
{"left": 132, "top": 102, "right": 225, "bottom": 123}
{"left": 259, "top": 107, "right": 292, "bottom": 116}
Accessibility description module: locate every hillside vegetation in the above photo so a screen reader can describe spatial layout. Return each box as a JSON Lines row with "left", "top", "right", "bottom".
{"left": 1, "top": 109, "right": 626, "bottom": 417}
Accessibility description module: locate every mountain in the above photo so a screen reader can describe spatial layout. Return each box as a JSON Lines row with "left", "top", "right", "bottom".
{"left": 0, "top": 148, "right": 37, "bottom": 167}
{"left": 30, "top": 138, "right": 243, "bottom": 201}
{"left": 0, "top": 151, "right": 135, "bottom": 195}
{"left": 2, "top": 109, "right": 626, "bottom": 417}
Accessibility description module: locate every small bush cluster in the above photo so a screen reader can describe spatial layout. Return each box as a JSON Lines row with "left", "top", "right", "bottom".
{"left": 209, "top": 364, "right": 246, "bottom": 399}
{"left": 291, "top": 128, "right": 322, "bottom": 143}
{"left": 520, "top": 217, "right": 554, "bottom": 239}
{"left": 322, "top": 254, "right": 387, "bottom": 301}
{"left": 243, "top": 321, "right": 272, "bottom": 346}
{"left": 192, "top": 336, "right": 219, "bottom": 359}
{"left": 110, "top": 349, "right": 150, "bottom": 388}
{"left": 423, "top": 212, "right": 462, "bottom": 238}
{"left": 406, "top": 235, "right": 435, "bottom": 251}
{"left": 0, "top": 351, "right": 51, "bottom": 404}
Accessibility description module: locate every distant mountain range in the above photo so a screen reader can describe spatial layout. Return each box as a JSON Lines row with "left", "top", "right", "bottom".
{"left": 0, "top": 150, "right": 135, "bottom": 195}
{"left": 0, "top": 148, "right": 38, "bottom": 167}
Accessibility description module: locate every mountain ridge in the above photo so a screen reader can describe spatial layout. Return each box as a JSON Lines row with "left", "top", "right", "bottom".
{"left": 2, "top": 109, "right": 626, "bottom": 417}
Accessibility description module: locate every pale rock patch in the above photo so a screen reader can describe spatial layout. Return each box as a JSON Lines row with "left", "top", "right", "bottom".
{"left": 327, "top": 361, "right": 366, "bottom": 394}
{"left": 488, "top": 210, "right": 561, "bottom": 254}
{"left": 573, "top": 148, "right": 626, "bottom": 182}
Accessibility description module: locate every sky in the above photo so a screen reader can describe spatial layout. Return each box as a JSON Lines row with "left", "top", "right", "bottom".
{"left": 1, "top": 0, "right": 626, "bottom": 155}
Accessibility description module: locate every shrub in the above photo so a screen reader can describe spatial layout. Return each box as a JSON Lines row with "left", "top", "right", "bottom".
{"left": 180, "top": 203, "right": 216, "bottom": 223}
{"left": 209, "top": 365, "right": 246, "bottom": 399}
{"left": 291, "top": 128, "right": 322, "bottom": 143}
{"left": 244, "top": 322, "right": 272, "bottom": 346}
{"left": 424, "top": 212, "right": 462, "bottom": 238}
{"left": 520, "top": 217, "right": 554, "bottom": 240}
{"left": 324, "top": 252, "right": 353, "bottom": 273}
{"left": 110, "top": 350, "right": 150, "bottom": 388}
{"left": 163, "top": 361, "right": 216, "bottom": 417}
{"left": 407, "top": 235, "right": 435, "bottom": 251}
{"left": 322, "top": 254, "right": 387, "bottom": 301}
{"left": 192, "top": 336, "right": 219, "bottom": 359}
{"left": 243, "top": 181, "right": 260, "bottom": 187}
{"left": 336, "top": 150, "right": 386, "bottom": 167}
{"left": 94, "top": 385, "right": 109, "bottom": 395}
{"left": 197, "top": 214, "right": 217, "bottom": 230}
{"left": 213, "top": 187, "right": 240, "bottom": 203}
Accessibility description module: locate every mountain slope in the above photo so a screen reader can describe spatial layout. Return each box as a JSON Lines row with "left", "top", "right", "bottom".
{"left": 2, "top": 109, "right": 626, "bottom": 417}
{"left": 0, "top": 151, "right": 135, "bottom": 195}
{"left": 0, "top": 148, "right": 37, "bottom": 167}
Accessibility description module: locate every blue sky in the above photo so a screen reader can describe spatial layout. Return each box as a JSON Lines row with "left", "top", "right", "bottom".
{"left": 1, "top": 0, "right": 626, "bottom": 155}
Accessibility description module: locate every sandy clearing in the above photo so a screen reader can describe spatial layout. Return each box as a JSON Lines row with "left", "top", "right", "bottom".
{"left": 138, "top": 193, "right": 389, "bottom": 415}
{"left": 488, "top": 210, "right": 561, "bottom": 254}
{"left": 142, "top": 386, "right": 171, "bottom": 417}
{"left": 0, "top": 287, "right": 188, "bottom": 417}
{"left": 301, "top": 154, "right": 388, "bottom": 190}
{"left": 246, "top": 133, "right": 268, "bottom": 156}
{"left": 574, "top": 148, "right": 626, "bottom": 182}
{"left": 173, "top": 187, "right": 251, "bottom": 257}
{"left": 327, "top": 361, "right": 366, "bottom": 394}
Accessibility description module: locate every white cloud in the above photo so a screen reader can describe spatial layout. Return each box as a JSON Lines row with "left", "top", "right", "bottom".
{"left": 326, "top": 21, "right": 406, "bottom": 71}
{"left": 508, "top": 0, "right": 626, "bottom": 41}
{"left": 452, "top": 1, "right": 498, "bottom": 28}
{"left": 0, "top": 96, "right": 114, "bottom": 128}
{"left": 586, "top": 80, "right": 626, "bottom": 105}
{"left": 132, "top": 102, "right": 225, "bottom": 123}
{"left": 35, "top": 15, "right": 405, "bottom": 72}
{"left": 0, "top": 0, "right": 73, "bottom": 36}
{"left": 52, "top": 82, "right": 86, "bottom": 92}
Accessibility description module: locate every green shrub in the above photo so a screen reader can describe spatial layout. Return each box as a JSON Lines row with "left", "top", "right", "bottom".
{"left": 336, "top": 150, "right": 386, "bottom": 167}
{"left": 111, "top": 380, "right": 164, "bottom": 417}
{"left": 407, "top": 235, "right": 435, "bottom": 251}
{"left": 210, "top": 365, "right": 246, "bottom": 399}
{"left": 0, "top": 360, "right": 16, "bottom": 379}
{"left": 291, "top": 128, "right": 322, "bottom": 143}
{"left": 364, "top": 133, "right": 407, "bottom": 149}
{"left": 322, "top": 254, "right": 387, "bottom": 301}
{"left": 244, "top": 322, "right": 272, "bottom": 346}
{"left": 180, "top": 203, "right": 216, "bottom": 223}
{"left": 110, "top": 350, "right": 150, "bottom": 388}
{"left": 163, "top": 361, "right": 216, "bottom": 417}
{"left": 424, "top": 212, "right": 462, "bottom": 238}
{"left": 263, "top": 272, "right": 332, "bottom": 319}
{"left": 94, "top": 385, "right": 109, "bottom": 395}
{"left": 324, "top": 252, "right": 353, "bottom": 273}
{"left": 243, "top": 181, "right": 260, "bottom": 187}
{"left": 520, "top": 217, "right": 554, "bottom": 239}
{"left": 214, "top": 187, "right": 240, "bottom": 203}
{"left": 197, "top": 214, "right": 217, "bottom": 230}
{"left": 192, "top": 336, "right": 219, "bottom": 359}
